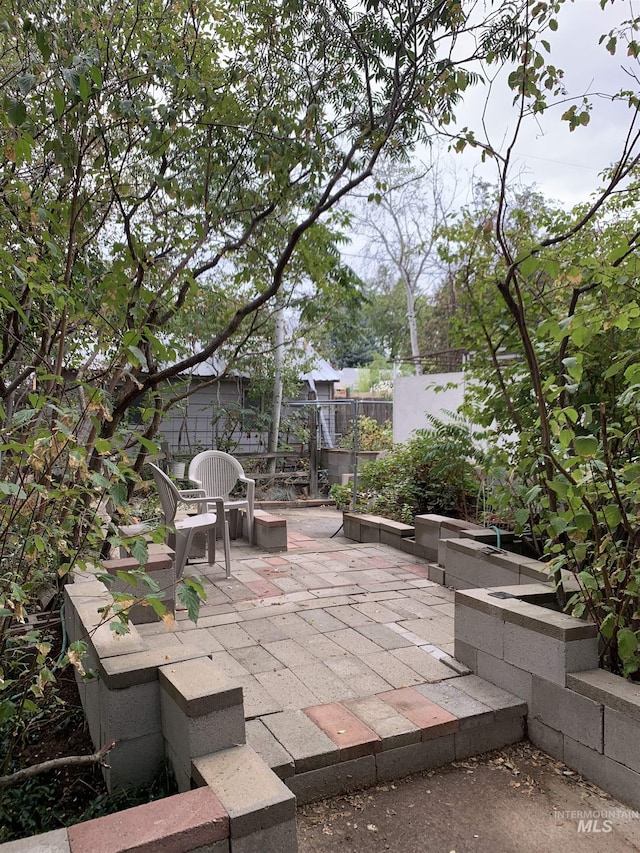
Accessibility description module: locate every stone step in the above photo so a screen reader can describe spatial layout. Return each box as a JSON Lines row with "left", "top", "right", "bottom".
{"left": 246, "top": 677, "right": 527, "bottom": 805}
{"left": 193, "top": 744, "right": 297, "bottom": 852}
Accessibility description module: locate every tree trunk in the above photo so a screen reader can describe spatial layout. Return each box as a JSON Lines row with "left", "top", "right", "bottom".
{"left": 267, "top": 303, "right": 285, "bottom": 475}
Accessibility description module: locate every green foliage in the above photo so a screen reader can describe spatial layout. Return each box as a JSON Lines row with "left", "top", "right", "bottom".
{"left": 344, "top": 416, "right": 481, "bottom": 523}
{"left": 0, "top": 688, "right": 177, "bottom": 843}
{"left": 338, "top": 416, "right": 394, "bottom": 452}
{"left": 440, "top": 175, "right": 640, "bottom": 679}
{"left": 329, "top": 482, "right": 353, "bottom": 511}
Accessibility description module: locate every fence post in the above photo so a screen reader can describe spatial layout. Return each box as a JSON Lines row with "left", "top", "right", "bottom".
{"left": 309, "top": 405, "right": 318, "bottom": 497}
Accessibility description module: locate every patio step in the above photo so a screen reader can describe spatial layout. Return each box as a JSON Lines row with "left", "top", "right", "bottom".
{"left": 245, "top": 676, "right": 527, "bottom": 805}
{"left": 192, "top": 744, "right": 297, "bottom": 852}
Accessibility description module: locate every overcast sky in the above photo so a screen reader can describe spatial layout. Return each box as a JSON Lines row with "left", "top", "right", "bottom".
{"left": 341, "top": 1, "right": 640, "bottom": 273}
{"left": 452, "top": 0, "right": 640, "bottom": 208}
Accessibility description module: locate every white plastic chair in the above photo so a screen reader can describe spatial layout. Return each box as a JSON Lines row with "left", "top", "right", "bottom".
{"left": 188, "top": 451, "right": 255, "bottom": 545}
{"left": 148, "top": 463, "right": 231, "bottom": 578}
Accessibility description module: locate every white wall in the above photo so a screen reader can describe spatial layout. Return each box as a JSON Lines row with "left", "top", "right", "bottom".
{"left": 393, "top": 372, "right": 466, "bottom": 444}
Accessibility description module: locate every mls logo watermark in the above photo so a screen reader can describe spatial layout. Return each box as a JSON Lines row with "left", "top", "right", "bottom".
{"left": 554, "top": 809, "right": 640, "bottom": 833}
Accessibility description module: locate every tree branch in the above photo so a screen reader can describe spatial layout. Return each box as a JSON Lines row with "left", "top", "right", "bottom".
{"left": 0, "top": 741, "right": 116, "bottom": 790}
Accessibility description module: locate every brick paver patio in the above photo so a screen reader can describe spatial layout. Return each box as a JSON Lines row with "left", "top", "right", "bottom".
{"left": 135, "top": 510, "right": 463, "bottom": 719}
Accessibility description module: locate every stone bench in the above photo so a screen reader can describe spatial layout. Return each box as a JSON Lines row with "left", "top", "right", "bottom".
{"left": 254, "top": 510, "right": 288, "bottom": 552}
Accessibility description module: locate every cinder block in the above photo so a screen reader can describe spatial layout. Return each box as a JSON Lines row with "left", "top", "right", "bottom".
{"left": 359, "top": 515, "right": 380, "bottom": 543}
{"left": 98, "top": 643, "right": 205, "bottom": 690}
{"left": 245, "top": 719, "right": 295, "bottom": 779}
{"left": 261, "top": 710, "right": 339, "bottom": 773}
{"left": 160, "top": 660, "right": 245, "bottom": 775}
{"left": 454, "top": 716, "right": 524, "bottom": 760}
{"left": 343, "top": 513, "right": 361, "bottom": 541}
{"left": 528, "top": 717, "right": 564, "bottom": 761}
{"left": 231, "top": 817, "right": 297, "bottom": 853}
{"left": 105, "top": 731, "right": 165, "bottom": 792}
{"left": 159, "top": 657, "right": 244, "bottom": 716}
{"left": 90, "top": 622, "right": 146, "bottom": 659}
{"left": 476, "top": 650, "right": 532, "bottom": 706}
{"left": 0, "top": 828, "right": 70, "bottom": 852}
{"left": 67, "top": 786, "right": 229, "bottom": 852}
{"left": 604, "top": 707, "right": 640, "bottom": 773}
{"left": 396, "top": 538, "right": 428, "bottom": 558}
{"left": 460, "top": 528, "right": 515, "bottom": 547}
{"left": 375, "top": 734, "right": 455, "bottom": 782}
{"left": 453, "top": 639, "right": 477, "bottom": 673}
{"left": 192, "top": 745, "right": 297, "bottom": 839}
{"left": 454, "top": 603, "right": 504, "bottom": 659}
{"left": 564, "top": 736, "right": 640, "bottom": 811}
{"left": 287, "top": 755, "right": 377, "bottom": 805}
{"left": 568, "top": 669, "right": 640, "bottom": 722}
{"left": 379, "top": 519, "right": 414, "bottom": 537}
{"left": 253, "top": 513, "right": 288, "bottom": 552}
{"left": 414, "top": 514, "right": 444, "bottom": 561}
{"left": 504, "top": 622, "right": 598, "bottom": 685}
{"left": 99, "top": 678, "right": 161, "bottom": 741}
{"left": 101, "top": 554, "right": 175, "bottom": 623}
{"left": 531, "top": 676, "right": 603, "bottom": 752}
{"left": 443, "top": 540, "right": 519, "bottom": 589}
{"left": 428, "top": 564, "right": 446, "bottom": 586}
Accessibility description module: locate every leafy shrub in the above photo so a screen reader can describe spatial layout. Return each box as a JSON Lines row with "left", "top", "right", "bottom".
{"left": 337, "top": 415, "right": 482, "bottom": 523}
{"left": 338, "top": 416, "right": 393, "bottom": 451}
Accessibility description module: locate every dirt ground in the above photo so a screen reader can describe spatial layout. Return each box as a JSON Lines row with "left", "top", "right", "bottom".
{"left": 296, "top": 741, "right": 640, "bottom": 853}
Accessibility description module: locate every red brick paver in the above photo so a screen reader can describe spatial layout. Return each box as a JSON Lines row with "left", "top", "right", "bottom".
{"left": 378, "top": 687, "right": 459, "bottom": 739}
{"left": 304, "top": 702, "right": 382, "bottom": 759}
{"left": 67, "top": 787, "right": 228, "bottom": 853}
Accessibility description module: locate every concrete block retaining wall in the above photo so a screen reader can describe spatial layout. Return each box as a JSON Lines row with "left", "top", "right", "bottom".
{"left": 454, "top": 584, "right": 640, "bottom": 811}
{"left": 344, "top": 509, "right": 640, "bottom": 812}
{"left": 343, "top": 512, "right": 528, "bottom": 588}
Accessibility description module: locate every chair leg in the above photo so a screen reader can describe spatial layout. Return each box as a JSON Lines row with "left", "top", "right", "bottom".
{"left": 174, "top": 530, "right": 193, "bottom": 579}
{"left": 223, "top": 514, "right": 232, "bottom": 579}
{"left": 206, "top": 527, "right": 216, "bottom": 568}
{"left": 247, "top": 505, "right": 254, "bottom": 546}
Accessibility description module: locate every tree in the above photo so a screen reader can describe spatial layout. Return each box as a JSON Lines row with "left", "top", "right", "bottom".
{"left": 439, "top": 2, "right": 640, "bottom": 678}
{"left": 350, "top": 152, "right": 458, "bottom": 373}
{"left": 2, "top": 0, "right": 538, "bottom": 779}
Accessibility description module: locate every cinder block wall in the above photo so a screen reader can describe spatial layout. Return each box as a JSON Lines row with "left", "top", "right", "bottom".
{"left": 454, "top": 585, "right": 640, "bottom": 811}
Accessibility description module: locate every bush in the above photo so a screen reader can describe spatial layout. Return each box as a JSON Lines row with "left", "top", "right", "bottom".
{"left": 338, "top": 416, "right": 482, "bottom": 523}
{"left": 338, "top": 416, "right": 393, "bottom": 451}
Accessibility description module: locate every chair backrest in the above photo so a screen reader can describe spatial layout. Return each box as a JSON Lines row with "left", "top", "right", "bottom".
{"left": 188, "top": 450, "right": 245, "bottom": 500}
{"left": 149, "top": 463, "right": 179, "bottom": 524}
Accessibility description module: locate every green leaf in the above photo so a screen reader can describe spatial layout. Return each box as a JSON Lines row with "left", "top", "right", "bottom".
{"left": 53, "top": 89, "right": 65, "bottom": 119}
{"left": 131, "top": 538, "right": 149, "bottom": 567}
{"left": 78, "top": 74, "right": 91, "bottom": 104}
{"left": 600, "top": 612, "right": 615, "bottom": 639}
{"left": 18, "top": 74, "right": 37, "bottom": 96}
{"left": 573, "top": 512, "right": 592, "bottom": 532}
{"left": 578, "top": 570, "right": 597, "bottom": 590}
{"left": 574, "top": 435, "right": 598, "bottom": 457}
{"left": 177, "top": 583, "right": 201, "bottom": 623}
{"left": 7, "top": 100, "right": 27, "bottom": 127}
{"left": 0, "top": 481, "right": 27, "bottom": 499}
{"left": 116, "top": 570, "right": 138, "bottom": 588}
{"left": 618, "top": 628, "right": 638, "bottom": 661}
{"left": 0, "top": 699, "right": 17, "bottom": 725}
{"left": 603, "top": 505, "right": 622, "bottom": 529}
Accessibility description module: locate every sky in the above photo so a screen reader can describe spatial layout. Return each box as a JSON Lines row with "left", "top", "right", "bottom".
{"left": 341, "top": 0, "right": 640, "bottom": 274}
{"left": 451, "top": 0, "right": 640, "bottom": 209}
